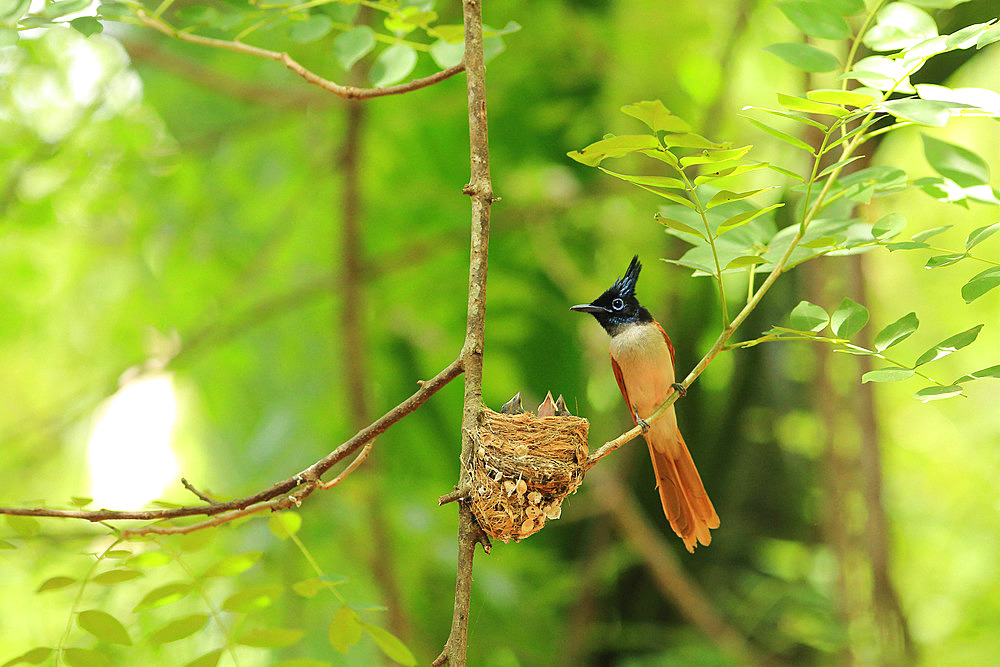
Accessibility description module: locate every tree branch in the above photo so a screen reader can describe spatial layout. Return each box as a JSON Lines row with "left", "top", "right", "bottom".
{"left": 136, "top": 10, "right": 465, "bottom": 100}
{"left": 434, "top": 0, "right": 493, "bottom": 664}
{"left": 0, "top": 359, "right": 463, "bottom": 523}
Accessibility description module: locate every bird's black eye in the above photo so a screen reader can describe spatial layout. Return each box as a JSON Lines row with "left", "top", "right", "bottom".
{"left": 612, "top": 298, "right": 625, "bottom": 310}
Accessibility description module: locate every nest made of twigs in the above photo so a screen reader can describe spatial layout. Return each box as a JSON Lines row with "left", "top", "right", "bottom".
{"left": 469, "top": 407, "right": 589, "bottom": 542}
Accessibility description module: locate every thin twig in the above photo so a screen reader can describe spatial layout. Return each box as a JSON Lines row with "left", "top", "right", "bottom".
{"left": 180, "top": 478, "right": 216, "bottom": 504}
{"left": 434, "top": 0, "right": 493, "bottom": 664}
{"left": 0, "top": 359, "right": 463, "bottom": 522}
{"left": 136, "top": 10, "right": 465, "bottom": 100}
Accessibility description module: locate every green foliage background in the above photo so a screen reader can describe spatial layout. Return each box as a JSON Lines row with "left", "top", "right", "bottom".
{"left": 1, "top": 0, "right": 999, "bottom": 664}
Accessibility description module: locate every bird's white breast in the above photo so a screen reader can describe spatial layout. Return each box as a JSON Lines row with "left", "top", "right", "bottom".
{"left": 609, "top": 322, "right": 677, "bottom": 427}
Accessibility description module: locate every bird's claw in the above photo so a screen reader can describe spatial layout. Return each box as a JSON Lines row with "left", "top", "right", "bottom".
{"left": 637, "top": 417, "right": 650, "bottom": 434}
{"left": 671, "top": 382, "right": 687, "bottom": 397}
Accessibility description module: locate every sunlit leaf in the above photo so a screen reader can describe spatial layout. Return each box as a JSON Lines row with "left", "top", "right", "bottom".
{"left": 39, "top": 0, "right": 90, "bottom": 19}
{"left": 329, "top": 606, "right": 363, "bottom": 653}
{"left": 334, "top": 27, "right": 376, "bottom": 70}
{"left": 913, "top": 385, "right": 964, "bottom": 402}
{"left": 146, "top": 614, "right": 208, "bottom": 645}
{"left": 789, "top": 301, "right": 829, "bottom": 332}
{"left": 92, "top": 569, "right": 143, "bottom": 585}
{"left": 598, "top": 168, "right": 685, "bottom": 190}
{"left": 911, "top": 225, "right": 952, "bottom": 242}
{"left": 955, "top": 364, "right": 1000, "bottom": 383}
{"left": 202, "top": 552, "right": 262, "bottom": 578}
{"left": 817, "top": 155, "right": 866, "bottom": 179}
{"left": 879, "top": 99, "right": 956, "bottom": 127}
{"left": 655, "top": 214, "right": 705, "bottom": 239}
{"left": 183, "top": 649, "right": 223, "bottom": 667}
{"left": 567, "top": 135, "right": 660, "bottom": 167}
{"left": 965, "top": 222, "right": 1000, "bottom": 249}
{"left": 924, "top": 253, "right": 966, "bottom": 269}
{"left": 831, "top": 297, "right": 869, "bottom": 338}
{"left": 746, "top": 118, "right": 816, "bottom": 153}
{"left": 777, "top": 1, "right": 850, "bottom": 39}
{"left": 679, "top": 145, "right": 752, "bottom": 166}
{"left": 177, "top": 530, "right": 213, "bottom": 553}
{"left": 706, "top": 187, "right": 777, "bottom": 210}
{"left": 62, "top": 648, "right": 115, "bottom": 667}
{"left": 874, "top": 312, "right": 918, "bottom": 351}
{"left": 723, "top": 255, "right": 766, "bottom": 270}
{"left": 429, "top": 39, "right": 464, "bottom": 69}
{"left": 5, "top": 516, "right": 40, "bottom": 537}
{"left": 872, "top": 213, "right": 906, "bottom": 239}
{"left": 78, "top": 610, "right": 131, "bottom": 646}
{"left": 961, "top": 267, "right": 1000, "bottom": 303}
{"left": 849, "top": 56, "right": 915, "bottom": 93}
{"left": 0, "top": 647, "right": 51, "bottom": 666}
{"left": 36, "top": 576, "right": 76, "bottom": 592}
{"left": 126, "top": 551, "right": 172, "bottom": 569}
{"left": 69, "top": 497, "right": 93, "bottom": 507}
{"left": 222, "top": 585, "right": 283, "bottom": 613}
{"left": 289, "top": 14, "right": 333, "bottom": 42}
{"left": 777, "top": 93, "right": 848, "bottom": 117}
{"left": 134, "top": 582, "right": 193, "bottom": 611}
{"left": 717, "top": 203, "right": 785, "bottom": 233}
{"left": 763, "top": 42, "right": 839, "bottom": 72}
{"left": 886, "top": 241, "right": 929, "bottom": 251}
{"left": 0, "top": 0, "right": 30, "bottom": 21}
{"left": 363, "top": 624, "right": 417, "bottom": 666}
{"left": 269, "top": 512, "right": 302, "bottom": 540}
{"left": 620, "top": 100, "right": 691, "bottom": 133}
{"left": 914, "top": 324, "right": 983, "bottom": 366}
{"left": 921, "top": 135, "right": 990, "bottom": 187}
{"left": 806, "top": 88, "right": 879, "bottom": 107}
{"left": 862, "top": 368, "right": 915, "bottom": 383}
{"left": 864, "top": 1, "right": 937, "bottom": 51}
{"left": 370, "top": 44, "right": 418, "bottom": 87}
{"left": 70, "top": 17, "right": 103, "bottom": 37}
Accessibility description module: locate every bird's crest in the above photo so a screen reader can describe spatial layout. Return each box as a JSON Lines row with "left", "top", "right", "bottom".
{"left": 611, "top": 255, "right": 642, "bottom": 298}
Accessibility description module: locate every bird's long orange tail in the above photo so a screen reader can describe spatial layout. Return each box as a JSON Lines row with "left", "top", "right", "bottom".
{"left": 647, "top": 428, "right": 719, "bottom": 553}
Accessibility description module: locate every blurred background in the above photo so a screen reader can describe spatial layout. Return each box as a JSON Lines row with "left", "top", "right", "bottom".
{"left": 1, "top": 0, "right": 999, "bottom": 664}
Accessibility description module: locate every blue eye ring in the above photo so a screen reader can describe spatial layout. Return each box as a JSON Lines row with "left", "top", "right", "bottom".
{"left": 612, "top": 298, "right": 625, "bottom": 310}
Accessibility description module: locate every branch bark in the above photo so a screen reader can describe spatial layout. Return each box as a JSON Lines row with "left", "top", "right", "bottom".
{"left": 434, "top": 1, "right": 494, "bottom": 664}
{"left": 0, "top": 359, "right": 463, "bottom": 523}
{"left": 136, "top": 10, "right": 465, "bottom": 101}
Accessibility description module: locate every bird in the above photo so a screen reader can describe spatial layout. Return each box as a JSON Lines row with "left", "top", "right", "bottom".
{"left": 554, "top": 394, "right": 572, "bottom": 416}
{"left": 537, "top": 391, "right": 557, "bottom": 417}
{"left": 571, "top": 255, "right": 719, "bottom": 552}
{"left": 500, "top": 391, "right": 525, "bottom": 414}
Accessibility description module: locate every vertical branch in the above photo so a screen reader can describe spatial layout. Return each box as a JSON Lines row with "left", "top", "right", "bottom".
{"left": 434, "top": 0, "right": 493, "bottom": 665}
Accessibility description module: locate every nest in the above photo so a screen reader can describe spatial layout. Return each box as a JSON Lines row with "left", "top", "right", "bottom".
{"left": 469, "top": 407, "right": 589, "bottom": 542}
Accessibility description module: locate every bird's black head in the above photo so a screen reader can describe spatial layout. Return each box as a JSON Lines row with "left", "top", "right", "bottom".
{"left": 571, "top": 255, "right": 652, "bottom": 335}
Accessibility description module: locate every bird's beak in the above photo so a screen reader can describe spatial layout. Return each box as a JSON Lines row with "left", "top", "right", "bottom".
{"left": 570, "top": 303, "right": 609, "bottom": 314}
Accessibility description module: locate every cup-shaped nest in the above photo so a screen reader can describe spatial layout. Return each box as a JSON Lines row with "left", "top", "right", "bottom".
{"left": 469, "top": 407, "right": 589, "bottom": 542}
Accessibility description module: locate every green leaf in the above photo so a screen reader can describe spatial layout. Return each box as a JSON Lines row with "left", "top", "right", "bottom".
{"left": 789, "top": 301, "right": 829, "bottom": 332}
{"left": 724, "top": 255, "right": 766, "bottom": 270}
{"left": 429, "top": 39, "right": 464, "bottom": 69}
{"left": 978, "top": 24, "right": 1000, "bottom": 49}
{"left": 717, "top": 203, "right": 785, "bottom": 233}
{"left": 183, "top": 650, "right": 223, "bottom": 667}
{"left": 292, "top": 577, "right": 327, "bottom": 598}
{"left": 817, "top": 155, "right": 866, "bottom": 179}
{"left": 237, "top": 627, "right": 305, "bottom": 648}
{"left": 222, "top": 585, "right": 282, "bottom": 613}
{"left": 483, "top": 20, "right": 521, "bottom": 37}
{"left": 864, "top": 2, "right": 937, "bottom": 51}
{"left": 633, "top": 183, "right": 698, "bottom": 209}
{"left": 706, "top": 186, "right": 777, "bottom": 210}
{"left": 914, "top": 324, "right": 983, "bottom": 366}
{"left": 620, "top": 100, "right": 691, "bottom": 133}
{"left": 5, "top": 516, "right": 40, "bottom": 537}
{"left": 872, "top": 213, "right": 906, "bottom": 239}
{"left": 334, "top": 26, "right": 376, "bottom": 69}
{"left": 966, "top": 222, "right": 1000, "bottom": 249}
{"left": 763, "top": 42, "right": 840, "bottom": 72}
{"left": 0, "top": 0, "right": 30, "bottom": 21}
{"left": 370, "top": 44, "right": 418, "bottom": 87}
{"left": 913, "top": 385, "right": 964, "bottom": 402}
{"left": 849, "top": 56, "right": 915, "bottom": 93}
{"left": 363, "top": 624, "right": 417, "bottom": 666}
{"left": 126, "top": 551, "right": 171, "bottom": 568}
{"left": 924, "top": 253, "right": 967, "bottom": 269}
{"left": 955, "top": 364, "right": 1000, "bottom": 383}
{"left": 1, "top": 647, "right": 52, "bottom": 666}
{"left": 269, "top": 512, "right": 302, "bottom": 540}
{"left": 568, "top": 135, "right": 660, "bottom": 167}
{"left": 69, "top": 497, "right": 93, "bottom": 507}
{"left": 78, "top": 610, "right": 131, "bottom": 646}
{"left": 827, "top": 0, "right": 864, "bottom": 14}
{"left": 886, "top": 241, "right": 929, "bottom": 251}
{"left": 741, "top": 105, "right": 828, "bottom": 130}
{"left": 874, "top": 312, "right": 919, "bottom": 351}
{"left": 92, "top": 569, "right": 142, "bottom": 585}
{"left": 36, "top": 576, "right": 76, "bottom": 592}
{"left": 133, "top": 582, "right": 193, "bottom": 611}
{"left": 806, "top": 88, "right": 879, "bottom": 107}
{"left": 655, "top": 215, "right": 705, "bottom": 239}
{"left": 746, "top": 118, "right": 816, "bottom": 153}
{"left": 39, "top": 0, "right": 90, "bottom": 18}
{"left": 777, "top": 93, "right": 848, "bottom": 117}
{"left": 288, "top": 14, "right": 333, "bottom": 44}
{"left": 921, "top": 135, "right": 990, "bottom": 187}
{"left": 146, "top": 614, "right": 208, "bottom": 645}
{"left": 911, "top": 225, "right": 952, "bottom": 242}
{"left": 862, "top": 368, "right": 915, "bottom": 383}
{"left": 174, "top": 5, "right": 217, "bottom": 25}
{"left": 962, "top": 267, "right": 1000, "bottom": 303}
{"left": 96, "top": 3, "right": 131, "bottom": 20}
{"left": 62, "top": 648, "right": 115, "bottom": 667}
{"left": 329, "top": 605, "right": 363, "bottom": 653}
{"left": 203, "top": 552, "right": 262, "bottom": 578}
{"left": 176, "top": 530, "right": 213, "bottom": 553}
{"left": 831, "top": 298, "right": 869, "bottom": 338}
{"left": 800, "top": 236, "right": 839, "bottom": 248}
{"left": 765, "top": 163, "right": 806, "bottom": 183}
{"left": 777, "top": 1, "right": 851, "bottom": 39}
{"left": 880, "top": 99, "right": 955, "bottom": 127}
{"left": 70, "top": 16, "right": 103, "bottom": 37}
{"left": 0, "top": 27, "right": 18, "bottom": 47}
{"left": 598, "top": 168, "right": 685, "bottom": 190}
{"left": 0, "top": 540, "right": 16, "bottom": 549}
{"left": 679, "top": 145, "right": 752, "bottom": 166}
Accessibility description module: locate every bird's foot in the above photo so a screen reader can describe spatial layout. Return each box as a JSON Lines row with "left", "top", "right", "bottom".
{"left": 637, "top": 417, "right": 650, "bottom": 434}
{"left": 671, "top": 382, "right": 687, "bottom": 397}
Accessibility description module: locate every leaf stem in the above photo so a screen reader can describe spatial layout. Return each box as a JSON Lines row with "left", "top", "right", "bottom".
{"left": 56, "top": 538, "right": 123, "bottom": 666}
{"left": 678, "top": 169, "right": 729, "bottom": 327}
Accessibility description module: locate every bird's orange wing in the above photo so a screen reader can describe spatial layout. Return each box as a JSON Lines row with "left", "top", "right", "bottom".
{"left": 653, "top": 320, "right": 676, "bottom": 370}
{"left": 610, "top": 354, "right": 637, "bottom": 424}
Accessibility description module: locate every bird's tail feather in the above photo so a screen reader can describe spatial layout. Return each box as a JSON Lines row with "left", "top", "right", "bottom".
{"left": 647, "top": 428, "right": 719, "bottom": 553}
